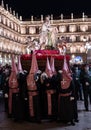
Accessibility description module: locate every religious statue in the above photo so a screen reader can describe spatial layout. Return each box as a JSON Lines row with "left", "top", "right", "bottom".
{"left": 57, "top": 37, "right": 67, "bottom": 55}
{"left": 39, "top": 15, "right": 58, "bottom": 49}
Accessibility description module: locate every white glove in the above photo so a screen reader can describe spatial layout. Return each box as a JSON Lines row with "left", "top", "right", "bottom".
{"left": 86, "top": 82, "right": 89, "bottom": 86}
{"left": 24, "top": 98, "right": 28, "bottom": 100}
{"left": 70, "top": 97, "right": 74, "bottom": 101}
{"left": 4, "top": 93, "right": 8, "bottom": 98}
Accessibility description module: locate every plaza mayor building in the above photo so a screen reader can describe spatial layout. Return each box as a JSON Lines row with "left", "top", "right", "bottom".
{"left": 0, "top": 0, "right": 91, "bottom": 65}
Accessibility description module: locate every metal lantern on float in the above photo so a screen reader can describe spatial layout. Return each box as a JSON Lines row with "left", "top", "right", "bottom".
{"left": 57, "top": 37, "right": 67, "bottom": 55}
{"left": 69, "top": 54, "right": 75, "bottom": 64}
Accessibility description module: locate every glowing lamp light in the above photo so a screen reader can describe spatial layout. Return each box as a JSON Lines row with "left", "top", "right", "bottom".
{"left": 70, "top": 35, "right": 76, "bottom": 42}
{"left": 69, "top": 25, "right": 76, "bottom": 32}
{"left": 59, "top": 25, "right": 66, "bottom": 33}
{"left": 80, "top": 25, "right": 88, "bottom": 32}
{"left": 70, "top": 46, "right": 76, "bottom": 53}
{"left": 80, "top": 45, "right": 86, "bottom": 53}
{"left": 29, "top": 27, "right": 36, "bottom": 34}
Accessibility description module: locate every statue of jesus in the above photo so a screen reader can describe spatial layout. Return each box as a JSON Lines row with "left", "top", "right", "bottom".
{"left": 39, "top": 15, "right": 58, "bottom": 49}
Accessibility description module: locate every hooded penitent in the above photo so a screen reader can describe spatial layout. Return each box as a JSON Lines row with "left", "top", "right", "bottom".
{"left": 27, "top": 52, "right": 39, "bottom": 117}
{"left": 8, "top": 55, "right": 19, "bottom": 114}
{"left": 50, "top": 56, "right": 56, "bottom": 75}
{"left": 61, "top": 56, "right": 72, "bottom": 89}
{"left": 45, "top": 57, "right": 56, "bottom": 115}
{"left": 27, "top": 52, "right": 38, "bottom": 91}
{"left": 17, "top": 55, "right": 23, "bottom": 73}
{"left": 45, "top": 57, "right": 52, "bottom": 78}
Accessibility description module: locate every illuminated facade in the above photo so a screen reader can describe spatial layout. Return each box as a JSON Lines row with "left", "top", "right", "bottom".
{"left": 0, "top": 0, "right": 91, "bottom": 64}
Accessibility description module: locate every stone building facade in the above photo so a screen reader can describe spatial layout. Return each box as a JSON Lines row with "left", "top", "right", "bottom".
{"left": 0, "top": 0, "right": 91, "bottom": 64}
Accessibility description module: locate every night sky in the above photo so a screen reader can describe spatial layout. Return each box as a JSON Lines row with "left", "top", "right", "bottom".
{"left": 1, "top": 0, "right": 91, "bottom": 20}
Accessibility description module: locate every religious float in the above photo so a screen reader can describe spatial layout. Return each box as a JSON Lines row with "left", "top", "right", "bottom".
{"left": 21, "top": 15, "right": 70, "bottom": 71}
{"left": 21, "top": 50, "right": 70, "bottom": 72}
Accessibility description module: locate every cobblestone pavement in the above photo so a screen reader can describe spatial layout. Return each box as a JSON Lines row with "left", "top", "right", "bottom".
{"left": 0, "top": 93, "right": 91, "bottom": 130}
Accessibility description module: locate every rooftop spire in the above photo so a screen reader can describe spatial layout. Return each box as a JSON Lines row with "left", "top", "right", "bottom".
{"left": 1, "top": 0, "right": 4, "bottom": 8}
{"left": 20, "top": 16, "right": 22, "bottom": 21}
{"left": 51, "top": 14, "right": 53, "bottom": 23}
{"left": 41, "top": 14, "right": 43, "bottom": 22}
{"left": 82, "top": 12, "right": 85, "bottom": 21}
{"left": 61, "top": 13, "right": 63, "bottom": 21}
{"left": 13, "top": 10, "right": 15, "bottom": 16}
{"left": 31, "top": 15, "right": 33, "bottom": 21}
{"left": 71, "top": 13, "right": 73, "bottom": 21}
{"left": 9, "top": 7, "right": 12, "bottom": 14}
{"left": 6, "top": 4, "right": 8, "bottom": 11}
{"left": 31, "top": 15, "right": 34, "bottom": 23}
{"left": 16, "top": 13, "right": 18, "bottom": 19}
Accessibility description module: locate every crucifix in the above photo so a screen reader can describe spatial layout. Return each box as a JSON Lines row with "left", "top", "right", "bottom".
{"left": 11, "top": 78, "right": 16, "bottom": 83}
{"left": 62, "top": 78, "right": 66, "bottom": 85}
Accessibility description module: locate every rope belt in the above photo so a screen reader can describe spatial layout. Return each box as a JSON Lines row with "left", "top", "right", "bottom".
{"left": 28, "top": 91, "right": 38, "bottom": 117}
{"left": 8, "top": 87, "right": 19, "bottom": 114}
{"left": 58, "top": 92, "right": 72, "bottom": 114}
{"left": 59, "top": 92, "right": 72, "bottom": 97}
{"left": 46, "top": 89, "right": 56, "bottom": 115}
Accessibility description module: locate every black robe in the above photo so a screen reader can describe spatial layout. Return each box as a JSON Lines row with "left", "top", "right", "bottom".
{"left": 16, "top": 72, "right": 29, "bottom": 121}
{"left": 57, "top": 75, "right": 74, "bottom": 123}
{"left": 27, "top": 73, "right": 41, "bottom": 123}
{"left": 43, "top": 77, "right": 57, "bottom": 121}
{"left": 3, "top": 75, "right": 9, "bottom": 113}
